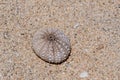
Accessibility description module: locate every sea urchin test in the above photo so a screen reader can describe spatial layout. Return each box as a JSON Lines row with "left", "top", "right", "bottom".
{"left": 32, "top": 28, "right": 71, "bottom": 64}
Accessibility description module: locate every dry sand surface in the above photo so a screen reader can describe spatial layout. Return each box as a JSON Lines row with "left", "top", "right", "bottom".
{"left": 0, "top": 0, "right": 120, "bottom": 80}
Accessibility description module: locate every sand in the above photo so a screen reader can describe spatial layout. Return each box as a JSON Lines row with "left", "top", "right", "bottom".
{"left": 0, "top": 0, "right": 120, "bottom": 80}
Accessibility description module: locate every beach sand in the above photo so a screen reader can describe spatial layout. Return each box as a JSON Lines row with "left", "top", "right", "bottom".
{"left": 0, "top": 0, "right": 120, "bottom": 80}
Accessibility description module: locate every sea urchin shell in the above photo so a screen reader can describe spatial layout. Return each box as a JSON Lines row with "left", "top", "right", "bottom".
{"left": 32, "top": 28, "right": 71, "bottom": 64}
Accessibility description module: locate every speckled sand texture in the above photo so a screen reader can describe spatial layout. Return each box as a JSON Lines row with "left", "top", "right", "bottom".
{"left": 0, "top": 0, "right": 120, "bottom": 80}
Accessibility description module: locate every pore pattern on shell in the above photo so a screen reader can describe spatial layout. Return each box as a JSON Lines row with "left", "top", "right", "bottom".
{"left": 32, "top": 28, "right": 71, "bottom": 64}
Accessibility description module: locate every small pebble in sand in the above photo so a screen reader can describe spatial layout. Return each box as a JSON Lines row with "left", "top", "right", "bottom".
{"left": 79, "top": 71, "right": 88, "bottom": 78}
{"left": 73, "top": 23, "right": 80, "bottom": 29}
{"left": 32, "top": 28, "right": 71, "bottom": 64}
{"left": 0, "top": 73, "right": 3, "bottom": 80}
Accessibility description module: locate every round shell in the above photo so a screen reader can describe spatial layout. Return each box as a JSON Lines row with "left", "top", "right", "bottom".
{"left": 32, "top": 28, "right": 71, "bottom": 64}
